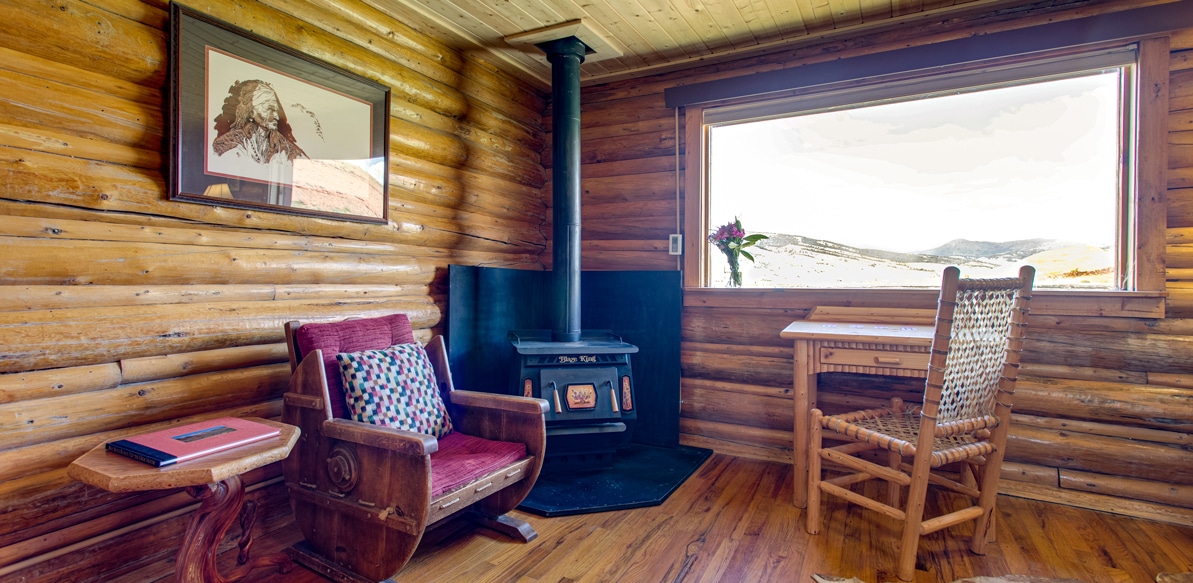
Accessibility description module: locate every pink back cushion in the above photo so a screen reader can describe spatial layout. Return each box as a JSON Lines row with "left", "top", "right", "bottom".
{"left": 294, "top": 314, "right": 417, "bottom": 419}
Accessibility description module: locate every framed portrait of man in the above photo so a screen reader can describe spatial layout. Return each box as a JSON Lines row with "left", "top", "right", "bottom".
{"left": 168, "top": 4, "right": 390, "bottom": 224}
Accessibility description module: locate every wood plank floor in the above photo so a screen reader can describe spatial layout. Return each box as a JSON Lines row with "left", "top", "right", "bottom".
{"left": 204, "top": 453, "right": 1193, "bottom": 583}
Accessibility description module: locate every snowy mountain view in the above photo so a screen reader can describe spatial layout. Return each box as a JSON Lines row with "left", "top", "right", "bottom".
{"left": 715, "top": 232, "right": 1114, "bottom": 289}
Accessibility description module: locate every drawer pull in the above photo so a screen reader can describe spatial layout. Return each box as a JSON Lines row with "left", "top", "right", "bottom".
{"left": 475, "top": 482, "right": 493, "bottom": 492}
{"left": 506, "top": 469, "right": 522, "bottom": 478}
{"left": 874, "top": 356, "right": 903, "bottom": 365}
{"left": 439, "top": 497, "right": 461, "bottom": 509}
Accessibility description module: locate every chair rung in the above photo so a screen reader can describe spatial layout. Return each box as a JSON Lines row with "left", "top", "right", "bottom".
{"left": 920, "top": 506, "right": 985, "bottom": 535}
{"left": 819, "top": 482, "right": 906, "bottom": 522}
{"left": 929, "top": 473, "right": 981, "bottom": 498}
{"left": 828, "top": 441, "right": 879, "bottom": 455}
{"left": 896, "top": 463, "right": 982, "bottom": 498}
{"left": 822, "top": 449, "right": 912, "bottom": 486}
{"left": 826, "top": 472, "right": 877, "bottom": 487}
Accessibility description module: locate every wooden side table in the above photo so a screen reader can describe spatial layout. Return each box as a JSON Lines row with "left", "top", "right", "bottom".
{"left": 781, "top": 321, "right": 934, "bottom": 508}
{"left": 68, "top": 417, "right": 300, "bottom": 583}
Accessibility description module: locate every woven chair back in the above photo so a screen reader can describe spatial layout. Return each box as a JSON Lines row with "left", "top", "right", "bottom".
{"left": 925, "top": 266, "right": 1034, "bottom": 426}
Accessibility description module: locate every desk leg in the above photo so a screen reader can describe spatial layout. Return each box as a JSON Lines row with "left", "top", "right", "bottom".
{"left": 792, "top": 340, "right": 816, "bottom": 508}
{"left": 175, "top": 475, "right": 292, "bottom": 583}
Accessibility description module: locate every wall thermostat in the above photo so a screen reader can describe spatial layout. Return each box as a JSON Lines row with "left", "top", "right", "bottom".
{"left": 668, "top": 234, "right": 682, "bottom": 255}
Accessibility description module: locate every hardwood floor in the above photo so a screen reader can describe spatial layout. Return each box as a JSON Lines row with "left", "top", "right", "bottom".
{"left": 213, "top": 453, "right": 1193, "bottom": 583}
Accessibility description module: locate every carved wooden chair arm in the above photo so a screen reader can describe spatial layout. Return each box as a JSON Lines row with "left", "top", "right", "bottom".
{"left": 449, "top": 390, "right": 549, "bottom": 415}
{"left": 322, "top": 418, "right": 438, "bottom": 456}
{"left": 446, "top": 391, "right": 547, "bottom": 450}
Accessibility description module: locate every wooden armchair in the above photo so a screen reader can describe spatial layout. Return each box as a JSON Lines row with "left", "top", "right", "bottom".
{"left": 280, "top": 314, "right": 548, "bottom": 582}
{"left": 805, "top": 265, "right": 1035, "bottom": 582}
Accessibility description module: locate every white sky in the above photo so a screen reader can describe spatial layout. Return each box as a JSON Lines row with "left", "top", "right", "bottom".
{"left": 708, "top": 72, "right": 1121, "bottom": 253}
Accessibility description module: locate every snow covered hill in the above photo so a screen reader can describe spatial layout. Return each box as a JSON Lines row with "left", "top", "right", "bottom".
{"left": 715, "top": 233, "right": 1112, "bottom": 289}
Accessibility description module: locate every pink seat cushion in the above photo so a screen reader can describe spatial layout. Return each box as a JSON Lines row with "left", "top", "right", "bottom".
{"left": 294, "top": 314, "right": 417, "bottom": 420}
{"left": 430, "top": 432, "right": 527, "bottom": 498}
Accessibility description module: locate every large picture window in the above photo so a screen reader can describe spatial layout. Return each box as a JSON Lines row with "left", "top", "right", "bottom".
{"left": 687, "top": 36, "right": 1169, "bottom": 314}
{"left": 700, "top": 48, "right": 1137, "bottom": 290}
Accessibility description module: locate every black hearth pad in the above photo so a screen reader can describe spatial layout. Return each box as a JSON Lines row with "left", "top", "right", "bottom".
{"left": 517, "top": 444, "right": 713, "bottom": 517}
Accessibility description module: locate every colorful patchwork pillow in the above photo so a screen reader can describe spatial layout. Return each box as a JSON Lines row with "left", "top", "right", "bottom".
{"left": 335, "top": 343, "right": 454, "bottom": 438}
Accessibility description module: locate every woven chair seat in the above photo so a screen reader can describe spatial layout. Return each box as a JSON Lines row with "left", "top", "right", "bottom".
{"left": 820, "top": 408, "right": 999, "bottom": 467}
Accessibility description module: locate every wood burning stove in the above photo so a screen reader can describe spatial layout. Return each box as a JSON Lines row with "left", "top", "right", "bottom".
{"left": 505, "top": 35, "right": 642, "bottom": 472}
{"left": 510, "top": 329, "right": 637, "bottom": 471}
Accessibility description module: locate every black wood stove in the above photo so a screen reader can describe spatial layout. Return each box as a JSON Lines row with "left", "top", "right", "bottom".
{"left": 507, "top": 35, "right": 638, "bottom": 472}
{"left": 510, "top": 329, "right": 637, "bottom": 471}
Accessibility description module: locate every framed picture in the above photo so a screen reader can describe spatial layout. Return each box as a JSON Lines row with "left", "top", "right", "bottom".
{"left": 168, "top": 4, "right": 390, "bottom": 224}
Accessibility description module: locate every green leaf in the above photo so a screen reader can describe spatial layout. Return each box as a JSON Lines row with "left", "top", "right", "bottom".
{"left": 741, "top": 250, "right": 755, "bottom": 262}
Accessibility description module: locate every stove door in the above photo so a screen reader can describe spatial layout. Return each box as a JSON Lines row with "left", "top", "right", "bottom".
{"left": 540, "top": 366, "right": 621, "bottom": 423}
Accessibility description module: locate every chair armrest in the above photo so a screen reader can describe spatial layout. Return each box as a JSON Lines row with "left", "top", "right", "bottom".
{"left": 447, "top": 391, "right": 547, "bottom": 453}
{"left": 449, "top": 390, "right": 549, "bottom": 415}
{"left": 322, "top": 418, "right": 438, "bottom": 456}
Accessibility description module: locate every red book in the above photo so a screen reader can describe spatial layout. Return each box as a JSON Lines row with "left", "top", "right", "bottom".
{"left": 105, "top": 417, "right": 280, "bottom": 467}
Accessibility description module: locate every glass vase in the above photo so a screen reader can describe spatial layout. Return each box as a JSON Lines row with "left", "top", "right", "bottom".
{"left": 727, "top": 254, "right": 741, "bottom": 287}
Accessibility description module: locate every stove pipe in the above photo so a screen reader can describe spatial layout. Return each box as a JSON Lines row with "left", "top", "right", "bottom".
{"left": 540, "top": 37, "right": 587, "bottom": 343}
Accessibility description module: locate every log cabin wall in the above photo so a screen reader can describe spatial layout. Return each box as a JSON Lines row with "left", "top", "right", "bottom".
{"left": 0, "top": 0, "right": 547, "bottom": 580}
{"left": 561, "top": 0, "right": 1193, "bottom": 528}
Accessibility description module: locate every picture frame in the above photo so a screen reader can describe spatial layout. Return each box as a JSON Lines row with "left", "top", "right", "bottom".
{"left": 168, "top": 4, "right": 390, "bottom": 224}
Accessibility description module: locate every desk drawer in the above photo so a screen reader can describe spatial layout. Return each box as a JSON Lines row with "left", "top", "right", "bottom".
{"left": 819, "top": 348, "right": 929, "bottom": 372}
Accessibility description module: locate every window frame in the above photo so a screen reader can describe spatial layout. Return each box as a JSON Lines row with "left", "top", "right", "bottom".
{"left": 681, "top": 38, "right": 1169, "bottom": 318}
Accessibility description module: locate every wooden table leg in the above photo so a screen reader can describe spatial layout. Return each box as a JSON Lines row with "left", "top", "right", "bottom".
{"left": 792, "top": 339, "right": 816, "bottom": 508}
{"left": 175, "top": 475, "right": 292, "bottom": 583}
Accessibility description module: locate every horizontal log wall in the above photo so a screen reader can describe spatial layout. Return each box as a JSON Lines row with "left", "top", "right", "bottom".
{"left": 568, "top": 0, "right": 1193, "bottom": 527}
{"left": 0, "top": 0, "right": 546, "bottom": 580}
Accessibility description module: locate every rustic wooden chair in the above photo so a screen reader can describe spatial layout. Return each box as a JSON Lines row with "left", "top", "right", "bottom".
{"left": 805, "top": 265, "right": 1035, "bottom": 582}
{"left": 281, "top": 314, "right": 548, "bottom": 582}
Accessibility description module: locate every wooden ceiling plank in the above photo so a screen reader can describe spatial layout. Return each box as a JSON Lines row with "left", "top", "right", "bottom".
{"left": 579, "top": 60, "right": 614, "bottom": 77}
{"left": 733, "top": 0, "right": 784, "bottom": 44}
{"left": 666, "top": 0, "right": 739, "bottom": 51}
{"left": 802, "top": 0, "right": 842, "bottom": 32}
{"left": 496, "top": 0, "right": 570, "bottom": 25}
{"left": 684, "top": 0, "right": 764, "bottom": 48}
{"left": 766, "top": 0, "right": 813, "bottom": 39}
{"left": 409, "top": 0, "right": 510, "bottom": 39}
{"left": 827, "top": 0, "right": 865, "bottom": 27}
{"left": 859, "top": 0, "right": 895, "bottom": 21}
{"left": 632, "top": 0, "right": 717, "bottom": 58}
{"left": 600, "top": 0, "right": 698, "bottom": 61}
{"left": 481, "top": 0, "right": 555, "bottom": 32}
{"left": 370, "top": 0, "right": 552, "bottom": 87}
{"left": 581, "top": 56, "right": 648, "bottom": 77}
{"left": 436, "top": 0, "right": 529, "bottom": 34}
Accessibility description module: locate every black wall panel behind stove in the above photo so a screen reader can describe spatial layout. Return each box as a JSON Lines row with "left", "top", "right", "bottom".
{"left": 447, "top": 266, "right": 681, "bottom": 447}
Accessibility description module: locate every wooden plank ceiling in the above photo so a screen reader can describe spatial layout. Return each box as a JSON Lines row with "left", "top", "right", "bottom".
{"left": 365, "top": 0, "right": 1046, "bottom": 88}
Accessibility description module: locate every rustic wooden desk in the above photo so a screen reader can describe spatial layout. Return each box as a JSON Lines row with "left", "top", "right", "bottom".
{"left": 68, "top": 417, "right": 300, "bottom": 583}
{"left": 781, "top": 320, "right": 935, "bottom": 508}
